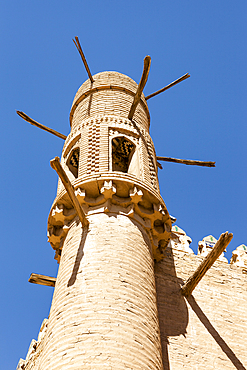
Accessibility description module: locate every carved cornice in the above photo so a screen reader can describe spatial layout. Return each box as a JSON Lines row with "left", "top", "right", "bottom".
{"left": 48, "top": 180, "right": 171, "bottom": 263}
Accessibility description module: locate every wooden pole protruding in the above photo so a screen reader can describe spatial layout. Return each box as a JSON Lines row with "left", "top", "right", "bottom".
{"left": 73, "top": 36, "right": 94, "bottom": 83}
{"left": 29, "top": 273, "right": 56, "bottom": 287}
{"left": 128, "top": 55, "right": 151, "bottom": 121}
{"left": 157, "top": 156, "right": 215, "bottom": 167}
{"left": 145, "top": 73, "right": 190, "bottom": 100}
{"left": 50, "top": 157, "right": 89, "bottom": 227}
{"left": 156, "top": 161, "right": 163, "bottom": 169}
{"left": 16, "top": 111, "right": 67, "bottom": 140}
{"left": 181, "top": 231, "right": 233, "bottom": 297}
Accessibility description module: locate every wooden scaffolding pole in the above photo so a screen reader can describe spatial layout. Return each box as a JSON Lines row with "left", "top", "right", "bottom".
{"left": 145, "top": 73, "right": 190, "bottom": 100}
{"left": 16, "top": 111, "right": 67, "bottom": 140}
{"left": 73, "top": 36, "right": 94, "bottom": 83}
{"left": 50, "top": 157, "right": 89, "bottom": 227}
{"left": 128, "top": 55, "right": 151, "bottom": 121}
{"left": 181, "top": 231, "right": 233, "bottom": 297}
{"left": 29, "top": 273, "right": 56, "bottom": 287}
{"left": 157, "top": 156, "right": 215, "bottom": 167}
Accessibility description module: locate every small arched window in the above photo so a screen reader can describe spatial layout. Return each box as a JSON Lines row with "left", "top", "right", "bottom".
{"left": 112, "top": 137, "right": 135, "bottom": 173}
{"left": 67, "top": 148, "right": 79, "bottom": 178}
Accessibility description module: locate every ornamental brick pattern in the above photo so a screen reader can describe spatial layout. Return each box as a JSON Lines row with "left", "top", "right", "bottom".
{"left": 86, "top": 121, "right": 100, "bottom": 174}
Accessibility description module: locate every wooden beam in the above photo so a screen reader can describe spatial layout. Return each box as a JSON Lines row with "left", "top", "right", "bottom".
{"left": 157, "top": 161, "right": 163, "bottom": 169}
{"left": 50, "top": 157, "right": 89, "bottom": 227}
{"left": 156, "top": 156, "right": 215, "bottom": 167}
{"left": 16, "top": 111, "right": 67, "bottom": 140}
{"left": 145, "top": 73, "right": 190, "bottom": 100}
{"left": 128, "top": 55, "right": 151, "bottom": 121}
{"left": 29, "top": 273, "right": 56, "bottom": 287}
{"left": 181, "top": 231, "right": 233, "bottom": 297}
{"left": 73, "top": 36, "right": 94, "bottom": 83}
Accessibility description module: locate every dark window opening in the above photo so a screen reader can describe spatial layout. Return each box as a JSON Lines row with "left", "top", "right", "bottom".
{"left": 112, "top": 137, "right": 135, "bottom": 173}
{"left": 67, "top": 148, "right": 79, "bottom": 178}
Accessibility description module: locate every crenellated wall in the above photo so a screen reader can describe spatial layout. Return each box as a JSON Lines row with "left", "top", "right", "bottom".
{"left": 155, "top": 230, "right": 247, "bottom": 370}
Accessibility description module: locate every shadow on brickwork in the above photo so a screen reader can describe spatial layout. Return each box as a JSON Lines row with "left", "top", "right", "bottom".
{"left": 87, "top": 81, "right": 93, "bottom": 116}
{"left": 187, "top": 295, "right": 246, "bottom": 370}
{"left": 155, "top": 246, "right": 188, "bottom": 370}
{"left": 155, "top": 246, "right": 246, "bottom": 370}
{"left": 67, "top": 224, "right": 88, "bottom": 287}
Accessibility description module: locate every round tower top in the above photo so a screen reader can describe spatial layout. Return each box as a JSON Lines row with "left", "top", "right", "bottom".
{"left": 70, "top": 71, "right": 150, "bottom": 130}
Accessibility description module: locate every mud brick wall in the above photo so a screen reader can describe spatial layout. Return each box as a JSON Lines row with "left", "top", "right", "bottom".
{"left": 155, "top": 247, "right": 247, "bottom": 370}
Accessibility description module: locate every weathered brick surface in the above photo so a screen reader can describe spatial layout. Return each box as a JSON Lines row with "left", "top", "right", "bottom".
{"left": 155, "top": 247, "right": 247, "bottom": 370}
{"left": 70, "top": 71, "right": 150, "bottom": 131}
{"left": 39, "top": 213, "right": 163, "bottom": 369}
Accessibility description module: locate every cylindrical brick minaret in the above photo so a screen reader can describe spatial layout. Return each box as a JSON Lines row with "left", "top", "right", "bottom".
{"left": 40, "top": 71, "right": 171, "bottom": 369}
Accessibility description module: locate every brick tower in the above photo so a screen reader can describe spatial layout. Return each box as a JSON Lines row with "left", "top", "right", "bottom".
{"left": 17, "top": 45, "right": 247, "bottom": 370}
{"left": 19, "top": 69, "right": 173, "bottom": 369}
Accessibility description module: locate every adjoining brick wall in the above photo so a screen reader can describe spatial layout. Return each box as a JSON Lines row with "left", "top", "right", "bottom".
{"left": 155, "top": 247, "right": 247, "bottom": 370}
{"left": 17, "top": 320, "right": 48, "bottom": 370}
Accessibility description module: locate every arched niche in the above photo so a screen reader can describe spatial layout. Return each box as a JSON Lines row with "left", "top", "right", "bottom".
{"left": 66, "top": 147, "right": 80, "bottom": 179}
{"left": 111, "top": 136, "right": 140, "bottom": 177}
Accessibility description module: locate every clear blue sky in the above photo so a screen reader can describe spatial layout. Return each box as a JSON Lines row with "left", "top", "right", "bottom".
{"left": 1, "top": 1, "right": 246, "bottom": 368}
